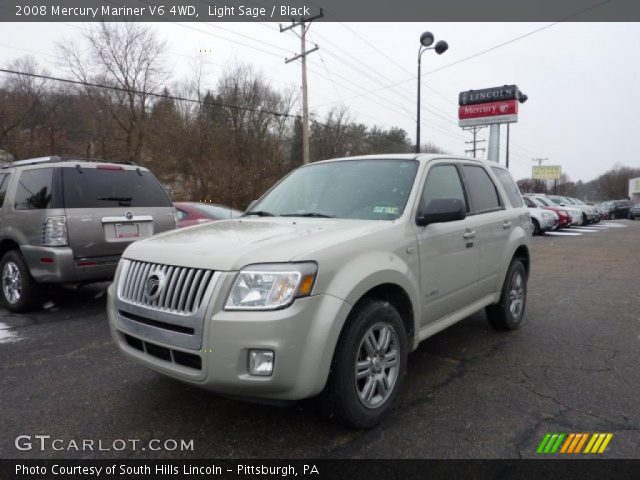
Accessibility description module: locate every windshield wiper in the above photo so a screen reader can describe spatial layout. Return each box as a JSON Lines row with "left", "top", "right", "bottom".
{"left": 98, "top": 196, "right": 132, "bottom": 202}
{"left": 244, "top": 210, "right": 275, "bottom": 217}
{"left": 280, "top": 212, "right": 336, "bottom": 218}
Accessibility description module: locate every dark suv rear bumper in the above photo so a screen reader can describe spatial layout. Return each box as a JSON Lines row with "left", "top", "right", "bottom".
{"left": 21, "top": 245, "right": 119, "bottom": 283}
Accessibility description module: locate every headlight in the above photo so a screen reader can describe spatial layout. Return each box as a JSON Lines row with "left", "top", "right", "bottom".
{"left": 225, "top": 262, "right": 317, "bottom": 310}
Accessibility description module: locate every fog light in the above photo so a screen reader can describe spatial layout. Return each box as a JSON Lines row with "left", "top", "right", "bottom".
{"left": 248, "top": 349, "right": 274, "bottom": 376}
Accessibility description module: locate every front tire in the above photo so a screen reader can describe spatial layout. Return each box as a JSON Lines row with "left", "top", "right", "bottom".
{"left": 321, "top": 299, "right": 407, "bottom": 429}
{"left": 486, "top": 258, "right": 527, "bottom": 330}
{"left": 531, "top": 219, "right": 540, "bottom": 236}
{"left": 0, "top": 250, "right": 41, "bottom": 312}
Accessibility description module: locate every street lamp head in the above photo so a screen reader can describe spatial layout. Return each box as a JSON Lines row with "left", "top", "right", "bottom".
{"left": 434, "top": 40, "right": 449, "bottom": 55}
{"left": 420, "top": 31, "right": 435, "bottom": 47}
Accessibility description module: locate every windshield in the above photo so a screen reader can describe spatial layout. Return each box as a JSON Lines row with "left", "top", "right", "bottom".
{"left": 532, "top": 196, "right": 551, "bottom": 207}
{"left": 249, "top": 159, "right": 419, "bottom": 220}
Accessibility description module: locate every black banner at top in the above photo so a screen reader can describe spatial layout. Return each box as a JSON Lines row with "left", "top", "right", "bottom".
{"left": 459, "top": 85, "right": 520, "bottom": 106}
{"left": 2, "top": 0, "right": 640, "bottom": 22}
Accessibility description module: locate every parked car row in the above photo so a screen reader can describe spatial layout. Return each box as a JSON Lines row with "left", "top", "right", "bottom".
{"left": 522, "top": 194, "right": 604, "bottom": 235}
{"left": 597, "top": 199, "right": 637, "bottom": 220}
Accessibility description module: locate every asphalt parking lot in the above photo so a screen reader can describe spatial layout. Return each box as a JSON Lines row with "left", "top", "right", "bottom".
{"left": 1, "top": 220, "right": 639, "bottom": 459}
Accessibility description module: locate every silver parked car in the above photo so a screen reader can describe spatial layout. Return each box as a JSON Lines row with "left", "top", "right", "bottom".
{"left": 108, "top": 154, "right": 531, "bottom": 428}
{"left": 0, "top": 156, "right": 176, "bottom": 311}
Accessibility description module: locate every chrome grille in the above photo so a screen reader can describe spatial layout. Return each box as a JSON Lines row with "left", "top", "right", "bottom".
{"left": 119, "top": 260, "right": 213, "bottom": 314}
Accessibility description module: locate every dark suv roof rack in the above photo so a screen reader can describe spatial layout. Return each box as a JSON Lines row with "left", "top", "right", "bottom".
{"left": 1, "top": 155, "right": 137, "bottom": 169}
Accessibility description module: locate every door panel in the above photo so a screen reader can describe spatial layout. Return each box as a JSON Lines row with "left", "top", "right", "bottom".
{"left": 414, "top": 163, "right": 481, "bottom": 327}
{"left": 417, "top": 220, "right": 480, "bottom": 326}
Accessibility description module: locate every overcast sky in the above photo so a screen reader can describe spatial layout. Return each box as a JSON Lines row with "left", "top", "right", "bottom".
{"left": 1, "top": 22, "right": 639, "bottom": 182}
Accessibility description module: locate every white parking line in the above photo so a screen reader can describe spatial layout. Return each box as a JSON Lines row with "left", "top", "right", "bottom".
{"left": 602, "top": 222, "right": 628, "bottom": 228}
{"left": 0, "top": 322, "right": 20, "bottom": 344}
{"left": 545, "top": 231, "right": 582, "bottom": 236}
{"left": 569, "top": 228, "right": 601, "bottom": 232}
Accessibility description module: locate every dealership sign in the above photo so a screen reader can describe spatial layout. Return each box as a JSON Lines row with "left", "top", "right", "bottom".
{"left": 458, "top": 100, "right": 518, "bottom": 127}
{"left": 459, "top": 85, "right": 520, "bottom": 106}
{"left": 532, "top": 165, "right": 562, "bottom": 180}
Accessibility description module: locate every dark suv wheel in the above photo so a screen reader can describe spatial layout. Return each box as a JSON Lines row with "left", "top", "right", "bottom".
{"left": 0, "top": 250, "right": 41, "bottom": 312}
{"left": 486, "top": 258, "right": 527, "bottom": 330}
{"left": 321, "top": 298, "right": 407, "bottom": 428}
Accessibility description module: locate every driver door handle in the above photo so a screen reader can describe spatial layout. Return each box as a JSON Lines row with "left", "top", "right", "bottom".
{"left": 502, "top": 221, "right": 512, "bottom": 229}
{"left": 463, "top": 230, "right": 476, "bottom": 239}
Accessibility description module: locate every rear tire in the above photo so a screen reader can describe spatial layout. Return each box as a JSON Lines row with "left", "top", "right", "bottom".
{"left": 581, "top": 213, "right": 589, "bottom": 226}
{"left": 0, "top": 250, "right": 41, "bottom": 312}
{"left": 321, "top": 298, "right": 407, "bottom": 429}
{"left": 486, "top": 258, "right": 527, "bottom": 331}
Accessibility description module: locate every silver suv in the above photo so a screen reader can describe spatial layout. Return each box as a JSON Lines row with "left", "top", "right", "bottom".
{"left": 108, "top": 154, "right": 531, "bottom": 428}
{"left": 0, "top": 156, "right": 176, "bottom": 312}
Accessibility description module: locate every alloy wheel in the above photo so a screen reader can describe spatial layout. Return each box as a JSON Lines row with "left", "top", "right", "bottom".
{"left": 355, "top": 322, "right": 400, "bottom": 409}
{"left": 508, "top": 270, "right": 525, "bottom": 319}
{"left": 2, "top": 261, "right": 22, "bottom": 304}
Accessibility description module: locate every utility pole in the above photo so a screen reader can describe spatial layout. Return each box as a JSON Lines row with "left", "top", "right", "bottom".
{"left": 281, "top": 9, "right": 323, "bottom": 165}
{"left": 463, "top": 126, "right": 486, "bottom": 158}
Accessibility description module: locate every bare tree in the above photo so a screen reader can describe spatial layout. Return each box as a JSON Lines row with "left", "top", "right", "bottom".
{"left": 58, "top": 23, "right": 166, "bottom": 163}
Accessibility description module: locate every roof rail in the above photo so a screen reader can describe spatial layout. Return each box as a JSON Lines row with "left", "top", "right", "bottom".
{"left": 1, "top": 156, "right": 137, "bottom": 169}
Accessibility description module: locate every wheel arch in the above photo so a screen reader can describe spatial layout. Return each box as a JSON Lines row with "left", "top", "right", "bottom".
{"left": 348, "top": 283, "right": 416, "bottom": 342}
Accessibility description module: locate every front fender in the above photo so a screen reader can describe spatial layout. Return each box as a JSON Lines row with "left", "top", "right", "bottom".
{"left": 320, "top": 250, "right": 421, "bottom": 347}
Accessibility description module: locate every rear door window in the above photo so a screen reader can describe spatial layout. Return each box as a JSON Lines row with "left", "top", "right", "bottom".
{"left": 491, "top": 167, "right": 524, "bottom": 207}
{"left": 14, "top": 168, "right": 53, "bottom": 210}
{"left": 461, "top": 165, "right": 502, "bottom": 214}
{"left": 61, "top": 168, "right": 171, "bottom": 208}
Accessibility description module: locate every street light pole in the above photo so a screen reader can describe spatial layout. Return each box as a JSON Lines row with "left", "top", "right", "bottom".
{"left": 416, "top": 48, "right": 423, "bottom": 154}
{"left": 416, "top": 32, "right": 448, "bottom": 154}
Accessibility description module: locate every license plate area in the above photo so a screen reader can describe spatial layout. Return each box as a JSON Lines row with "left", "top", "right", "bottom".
{"left": 115, "top": 223, "right": 140, "bottom": 239}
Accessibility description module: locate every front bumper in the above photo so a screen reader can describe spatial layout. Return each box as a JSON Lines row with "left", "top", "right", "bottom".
{"left": 541, "top": 217, "right": 558, "bottom": 230}
{"left": 108, "top": 273, "right": 352, "bottom": 401}
{"left": 21, "top": 246, "right": 118, "bottom": 283}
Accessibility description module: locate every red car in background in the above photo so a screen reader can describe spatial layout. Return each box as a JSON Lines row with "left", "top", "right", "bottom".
{"left": 524, "top": 195, "right": 572, "bottom": 228}
{"left": 174, "top": 202, "right": 242, "bottom": 228}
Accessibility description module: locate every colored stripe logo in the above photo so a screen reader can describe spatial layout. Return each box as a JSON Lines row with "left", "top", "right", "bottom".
{"left": 537, "top": 433, "right": 613, "bottom": 454}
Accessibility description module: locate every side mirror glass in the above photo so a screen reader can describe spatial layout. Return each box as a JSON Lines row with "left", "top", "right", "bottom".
{"left": 416, "top": 198, "right": 466, "bottom": 226}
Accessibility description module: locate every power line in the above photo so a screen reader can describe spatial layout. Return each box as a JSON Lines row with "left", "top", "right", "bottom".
{"left": 0, "top": 68, "right": 298, "bottom": 119}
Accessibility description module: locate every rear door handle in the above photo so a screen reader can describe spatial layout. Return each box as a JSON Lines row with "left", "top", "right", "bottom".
{"left": 463, "top": 230, "right": 476, "bottom": 239}
{"left": 502, "top": 221, "right": 512, "bottom": 229}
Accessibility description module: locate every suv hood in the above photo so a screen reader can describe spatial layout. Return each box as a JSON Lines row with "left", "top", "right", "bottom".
{"left": 123, "top": 217, "right": 392, "bottom": 271}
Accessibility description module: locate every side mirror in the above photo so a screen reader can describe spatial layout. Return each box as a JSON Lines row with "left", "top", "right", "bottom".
{"left": 246, "top": 199, "right": 258, "bottom": 211}
{"left": 416, "top": 198, "right": 466, "bottom": 226}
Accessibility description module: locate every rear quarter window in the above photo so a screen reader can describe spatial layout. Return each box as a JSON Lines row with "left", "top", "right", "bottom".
{"left": 62, "top": 168, "right": 171, "bottom": 208}
{"left": 491, "top": 167, "right": 524, "bottom": 208}
{"left": 14, "top": 168, "right": 54, "bottom": 210}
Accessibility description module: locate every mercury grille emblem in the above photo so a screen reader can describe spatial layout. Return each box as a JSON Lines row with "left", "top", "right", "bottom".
{"left": 125, "top": 211, "right": 133, "bottom": 220}
{"left": 144, "top": 271, "right": 166, "bottom": 301}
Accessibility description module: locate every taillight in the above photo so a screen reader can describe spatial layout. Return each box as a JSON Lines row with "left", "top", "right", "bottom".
{"left": 42, "top": 216, "right": 68, "bottom": 246}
